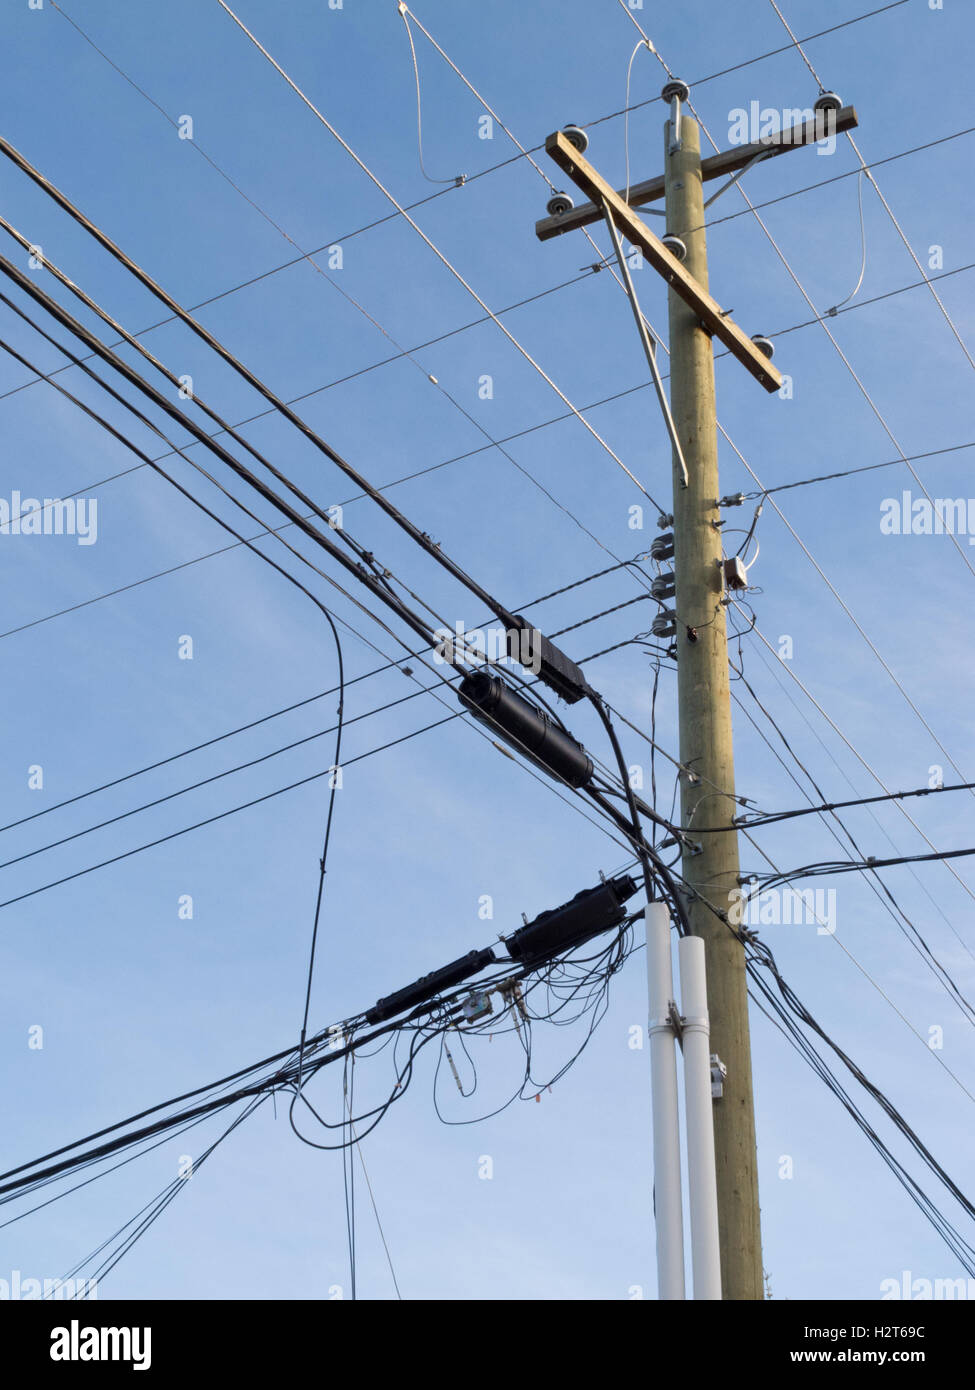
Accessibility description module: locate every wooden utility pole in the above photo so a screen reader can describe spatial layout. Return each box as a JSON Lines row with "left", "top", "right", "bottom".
{"left": 537, "top": 90, "right": 857, "bottom": 1299}
{"left": 663, "top": 112, "right": 761, "bottom": 1301}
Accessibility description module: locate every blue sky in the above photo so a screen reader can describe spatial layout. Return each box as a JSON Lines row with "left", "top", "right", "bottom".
{"left": 0, "top": 0, "right": 973, "bottom": 1300}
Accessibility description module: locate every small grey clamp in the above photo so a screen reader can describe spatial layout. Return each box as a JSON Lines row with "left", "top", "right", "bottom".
{"left": 710, "top": 1054, "right": 728, "bottom": 1098}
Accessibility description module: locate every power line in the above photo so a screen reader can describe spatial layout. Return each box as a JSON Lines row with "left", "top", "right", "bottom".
{"left": 0, "top": 927, "right": 641, "bottom": 1199}
{"left": 11, "top": 0, "right": 968, "bottom": 1295}
{"left": 703, "top": 126, "right": 975, "bottom": 232}
{"left": 212, "top": 0, "right": 669, "bottom": 518}
{"left": 659, "top": 851, "right": 975, "bottom": 1260}
{"left": 728, "top": 658, "right": 975, "bottom": 1030}
{"left": 690, "top": 1, "right": 909, "bottom": 88}
{"left": 695, "top": 131, "right": 975, "bottom": 592}
{"left": 767, "top": 0, "right": 975, "bottom": 379}
{"left": 0, "top": 587, "right": 650, "bottom": 877}
{"left": 0, "top": 178, "right": 530, "bottom": 641}
{"left": 20, "top": 0, "right": 956, "bottom": 456}
{"left": 740, "top": 630, "right": 975, "bottom": 972}
{"left": 741, "top": 778, "right": 975, "bottom": 828}
{"left": 7, "top": 118, "right": 970, "bottom": 426}
{"left": 6, "top": 275, "right": 700, "bottom": 895}
{"left": 0, "top": 278, "right": 443, "bottom": 657}
{"left": 0, "top": 623, "right": 651, "bottom": 915}
{"left": 4, "top": 243, "right": 970, "bottom": 616}
{"left": 614, "top": 17, "right": 975, "bottom": 777}
{"left": 0, "top": 290, "right": 669, "bottom": 871}
{"left": 737, "top": 820, "right": 975, "bottom": 1098}
{"left": 739, "top": 611, "right": 975, "bottom": 921}
{"left": 771, "top": 262, "right": 975, "bottom": 338}
{"left": 743, "top": 958, "right": 975, "bottom": 1273}
{"left": 0, "top": 556, "right": 649, "bottom": 841}
{"left": 742, "top": 439, "right": 975, "bottom": 498}
{"left": 761, "top": 845, "right": 975, "bottom": 884}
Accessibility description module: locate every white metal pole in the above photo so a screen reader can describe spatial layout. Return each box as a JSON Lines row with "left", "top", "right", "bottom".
{"left": 678, "top": 934, "right": 722, "bottom": 1299}
{"left": 645, "top": 903, "right": 685, "bottom": 1299}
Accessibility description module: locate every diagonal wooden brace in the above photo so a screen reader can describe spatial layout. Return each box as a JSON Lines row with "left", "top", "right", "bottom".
{"left": 543, "top": 129, "right": 783, "bottom": 392}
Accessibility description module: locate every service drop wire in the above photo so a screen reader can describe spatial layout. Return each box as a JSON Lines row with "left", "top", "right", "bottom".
{"left": 0, "top": 261, "right": 670, "bottom": 866}
{"left": 295, "top": 606, "right": 345, "bottom": 1097}
{"left": 0, "top": 255, "right": 441, "bottom": 657}
{"left": 1, "top": 924, "right": 646, "bottom": 1206}
{"left": 0, "top": 135, "right": 527, "bottom": 638}
{"left": 0, "top": 175, "right": 702, "bottom": 864}
{"left": 0, "top": 323, "right": 354, "bottom": 1041}
{"left": 585, "top": 690, "right": 691, "bottom": 935}
{"left": 0, "top": 271, "right": 638, "bottom": 861}
{"left": 0, "top": 302, "right": 353, "bottom": 1068}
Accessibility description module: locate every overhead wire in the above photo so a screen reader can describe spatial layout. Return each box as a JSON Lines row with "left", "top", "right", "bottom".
{"left": 213, "top": 0, "right": 670, "bottom": 518}
{"left": 0, "top": 553, "right": 651, "bottom": 840}
{"left": 0, "top": 267, "right": 673, "bottom": 878}
{"left": 16, "top": 0, "right": 952, "bottom": 453}
{"left": 0, "top": 618, "right": 665, "bottom": 914}
{"left": 3, "top": 243, "right": 972, "bottom": 631}
{"left": 741, "top": 632, "right": 975, "bottom": 969}
{"left": 737, "top": 610, "right": 975, "bottom": 933}
{"left": 400, "top": 3, "right": 461, "bottom": 185}
{"left": 0, "top": 273, "right": 659, "bottom": 867}
{"left": 9, "top": 0, "right": 973, "bottom": 1284}
{"left": 0, "top": 144, "right": 718, "bottom": 914}
{"left": 624, "top": 39, "right": 654, "bottom": 205}
{"left": 600, "top": 7, "right": 975, "bottom": 822}
{"left": 767, "top": 0, "right": 975, "bottom": 376}
{"left": 416, "top": 13, "right": 975, "bottom": 943}
{"left": 657, "top": 851, "right": 975, "bottom": 1264}
{"left": 0, "top": 200, "right": 530, "bottom": 645}
{"left": 728, "top": 673, "right": 975, "bottom": 1048}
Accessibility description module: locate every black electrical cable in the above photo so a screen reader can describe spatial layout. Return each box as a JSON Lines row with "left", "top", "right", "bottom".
{"left": 3, "top": 301, "right": 969, "bottom": 654}
{"left": 0, "top": 286, "right": 667, "bottom": 874}
{"left": 0, "top": 216, "right": 394, "bottom": 587}
{"left": 0, "top": 272, "right": 442, "bottom": 656}
{"left": 745, "top": 965, "right": 975, "bottom": 1274}
{"left": 0, "top": 556, "right": 652, "bottom": 839}
{"left": 663, "top": 855, "right": 975, "bottom": 1246}
{"left": 60, "top": 1094, "right": 270, "bottom": 1295}
{"left": 0, "top": 682, "right": 423, "bottom": 875}
{"left": 726, "top": 670, "right": 975, "bottom": 1026}
{"left": 295, "top": 613, "right": 345, "bottom": 1095}
{"left": 0, "top": 920, "right": 636, "bottom": 1199}
{"left": 670, "top": 779, "right": 975, "bottom": 830}
{"left": 741, "top": 440, "right": 975, "bottom": 500}
{"left": 0, "top": 630, "right": 657, "bottom": 915}
{"left": 0, "top": 138, "right": 527, "bottom": 636}
{"left": 759, "top": 845, "right": 975, "bottom": 883}
{"left": 0, "top": 329, "right": 358, "bottom": 1059}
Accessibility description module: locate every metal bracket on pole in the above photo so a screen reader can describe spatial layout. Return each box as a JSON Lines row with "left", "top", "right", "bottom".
{"left": 598, "top": 195, "right": 689, "bottom": 488}
{"left": 702, "top": 149, "right": 773, "bottom": 210}
{"left": 662, "top": 80, "right": 691, "bottom": 155}
{"left": 710, "top": 1054, "right": 728, "bottom": 1099}
{"left": 666, "top": 999, "right": 684, "bottom": 1047}
{"left": 668, "top": 107, "right": 681, "bottom": 156}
